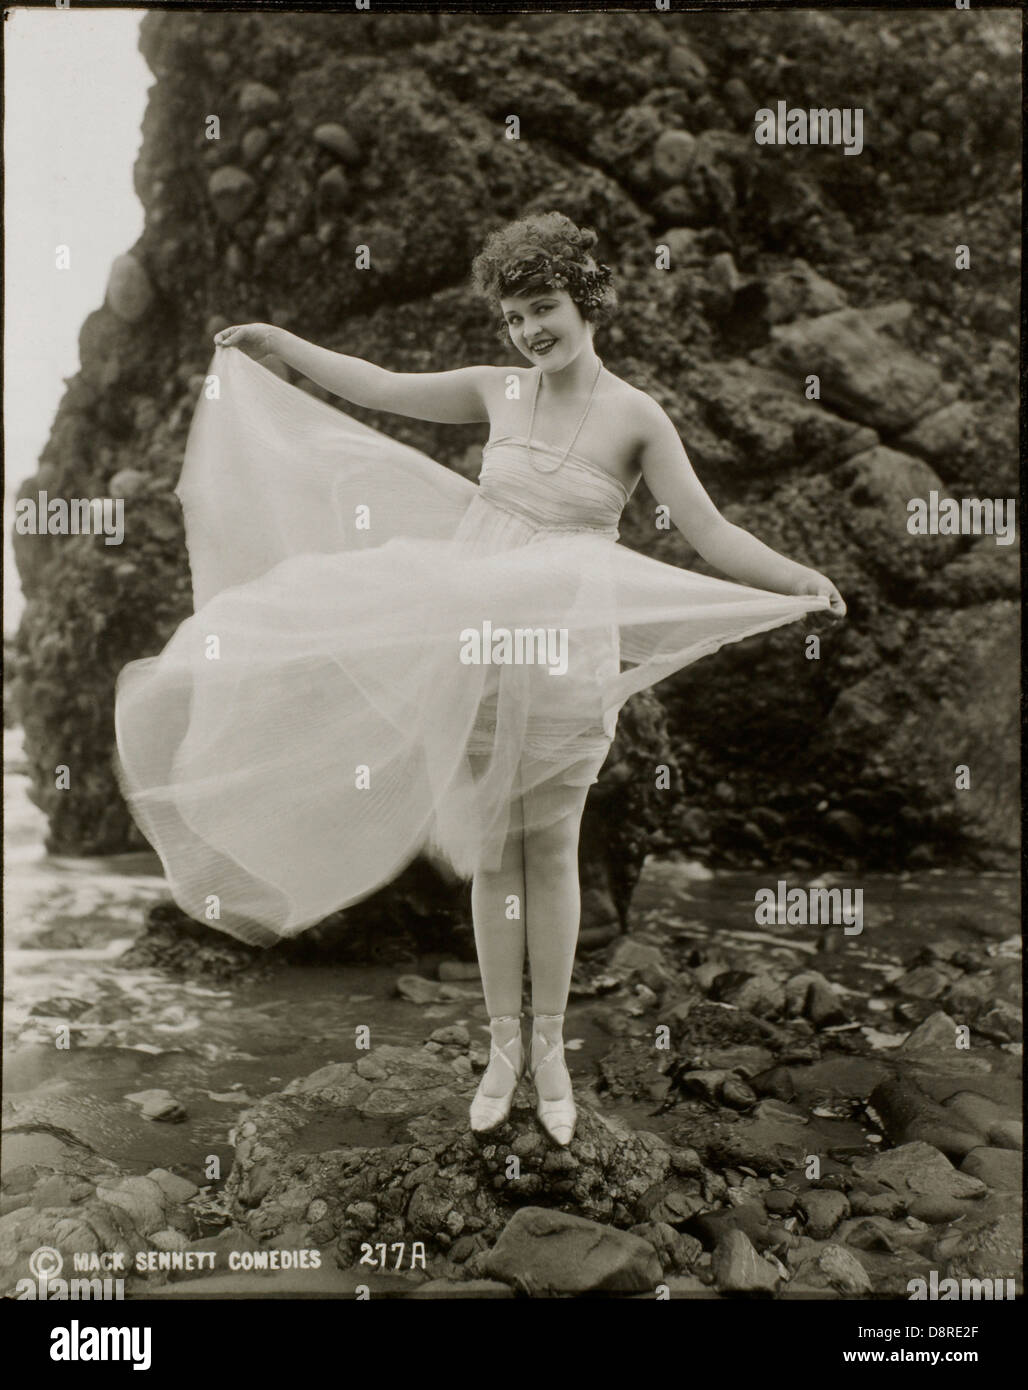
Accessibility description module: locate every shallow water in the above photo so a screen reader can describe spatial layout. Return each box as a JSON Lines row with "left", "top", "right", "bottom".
{"left": 3, "top": 725, "right": 1020, "bottom": 1190}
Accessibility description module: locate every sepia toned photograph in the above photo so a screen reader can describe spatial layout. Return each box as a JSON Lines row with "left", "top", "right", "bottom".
{"left": 3, "top": 0, "right": 1021, "bottom": 1336}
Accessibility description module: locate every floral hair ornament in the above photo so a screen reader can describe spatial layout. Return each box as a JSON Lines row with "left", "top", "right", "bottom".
{"left": 498, "top": 249, "right": 614, "bottom": 314}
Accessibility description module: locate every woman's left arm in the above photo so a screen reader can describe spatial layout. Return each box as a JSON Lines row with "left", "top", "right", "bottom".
{"left": 636, "top": 397, "right": 846, "bottom": 616}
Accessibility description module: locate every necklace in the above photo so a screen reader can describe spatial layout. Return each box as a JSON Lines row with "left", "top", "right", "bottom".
{"left": 526, "top": 358, "right": 604, "bottom": 475}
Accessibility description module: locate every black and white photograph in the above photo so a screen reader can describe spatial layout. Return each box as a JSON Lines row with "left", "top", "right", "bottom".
{"left": 2, "top": 0, "right": 1022, "bottom": 1344}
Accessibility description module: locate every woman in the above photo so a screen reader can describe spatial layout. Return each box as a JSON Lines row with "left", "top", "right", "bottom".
{"left": 115, "top": 212, "right": 843, "bottom": 1149}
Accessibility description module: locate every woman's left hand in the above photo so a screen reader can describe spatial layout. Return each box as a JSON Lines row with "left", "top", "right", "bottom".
{"left": 793, "top": 568, "right": 846, "bottom": 617}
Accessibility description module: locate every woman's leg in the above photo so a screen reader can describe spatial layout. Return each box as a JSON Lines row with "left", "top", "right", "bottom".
{"left": 521, "top": 780, "right": 593, "bottom": 1104}
{"left": 469, "top": 759, "right": 528, "bottom": 1097}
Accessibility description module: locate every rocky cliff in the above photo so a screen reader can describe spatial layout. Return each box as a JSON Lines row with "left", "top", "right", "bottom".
{"left": 11, "top": 8, "right": 1019, "bottom": 896}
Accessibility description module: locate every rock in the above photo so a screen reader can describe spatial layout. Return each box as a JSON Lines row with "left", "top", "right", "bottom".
{"left": 761, "top": 259, "right": 848, "bottom": 325}
{"left": 907, "top": 1195, "right": 975, "bottom": 1225}
{"left": 651, "top": 129, "right": 697, "bottom": 184}
{"left": 484, "top": 1208, "right": 661, "bottom": 1295}
{"left": 427, "top": 1023, "right": 470, "bottom": 1046}
{"left": 660, "top": 227, "right": 705, "bottom": 264}
{"left": 783, "top": 971, "right": 848, "bottom": 1026}
{"left": 898, "top": 1010, "right": 966, "bottom": 1059}
{"left": 146, "top": 1169, "right": 199, "bottom": 1203}
{"left": 710, "top": 1229, "right": 779, "bottom": 1294}
{"left": 959, "top": 1148, "right": 1021, "bottom": 1192}
{"left": 850, "top": 1142, "right": 988, "bottom": 1205}
{"left": 710, "top": 973, "right": 785, "bottom": 1019}
{"left": 94, "top": 1177, "right": 169, "bottom": 1235}
{"left": 973, "top": 1001, "right": 1022, "bottom": 1043}
{"left": 867, "top": 1076, "right": 986, "bottom": 1158}
{"left": 105, "top": 253, "right": 154, "bottom": 323}
{"left": 207, "top": 166, "right": 257, "bottom": 223}
{"left": 241, "top": 127, "right": 271, "bottom": 165}
{"left": 628, "top": 1220, "right": 703, "bottom": 1273}
{"left": 906, "top": 127, "right": 941, "bottom": 155}
{"left": 894, "top": 965, "right": 950, "bottom": 1000}
{"left": 758, "top": 307, "right": 943, "bottom": 432}
{"left": 395, "top": 975, "right": 446, "bottom": 1004}
{"left": 897, "top": 401, "right": 976, "bottom": 463}
{"left": 935, "top": 1211, "right": 1022, "bottom": 1288}
{"left": 108, "top": 468, "right": 150, "bottom": 498}
{"left": 124, "top": 1089, "right": 187, "bottom": 1123}
{"left": 406, "top": 1278, "right": 514, "bottom": 1298}
{"left": 943, "top": 1092, "right": 1022, "bottom": 1150}
{"left": 238, "top": 81, "right": 280, "bottom": 119}
{"left": 312, "top": 122, "right": 361, "bottom": 164}
{"left": 688, "top": 1202, "right": 770, "bottom": 1252}
{"left": 665, "top": 43, "right": 708, "bottom": 92}
{"left": 316, "top": 166, "right": 349, "bottom": 209}
{"left": 797, "top": 1190, "right": 850, "bottom": 1239}
{"left": 763, "top": 1189, "right": 797, "bottom": 1216}
{"left": 792, "top": 1242, "right": 873, "bottom": 1295}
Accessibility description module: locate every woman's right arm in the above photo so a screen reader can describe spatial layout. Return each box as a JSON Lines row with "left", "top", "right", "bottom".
{"left": 215, "top": 323, "right": 494, "bottom": 424}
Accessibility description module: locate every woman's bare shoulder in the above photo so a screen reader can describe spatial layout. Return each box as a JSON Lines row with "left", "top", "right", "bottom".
{"left": 603, "top": 374, "right": 672, "bottom": 443}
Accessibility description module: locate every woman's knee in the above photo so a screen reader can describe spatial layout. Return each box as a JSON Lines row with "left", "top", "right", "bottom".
{"left": 524, "top": 817, "right": 581, "bottom": 876}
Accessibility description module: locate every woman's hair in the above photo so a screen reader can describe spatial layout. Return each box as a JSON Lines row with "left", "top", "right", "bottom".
{"left": 470, "top": 211, "right": 618, "bottom": 344}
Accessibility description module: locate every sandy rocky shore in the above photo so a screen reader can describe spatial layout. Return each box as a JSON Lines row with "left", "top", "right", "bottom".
{"left": 1, "top": 895, "right": 1021, "bottom": 1300}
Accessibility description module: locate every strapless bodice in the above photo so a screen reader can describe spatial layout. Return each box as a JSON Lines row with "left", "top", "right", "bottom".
{"left": 477, "top": 436, "right": 628, "bottom": 538}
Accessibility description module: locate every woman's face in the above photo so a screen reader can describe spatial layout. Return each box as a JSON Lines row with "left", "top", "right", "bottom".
{"left": 499, "top": 286, "right": 592, "bottom": 371}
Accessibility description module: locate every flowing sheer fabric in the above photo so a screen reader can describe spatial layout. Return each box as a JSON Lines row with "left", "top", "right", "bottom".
{"left": 114, "top": 347, "right": 830, "bottom": 946}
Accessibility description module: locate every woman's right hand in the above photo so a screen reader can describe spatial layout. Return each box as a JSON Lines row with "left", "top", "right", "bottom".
{"left": 213, "top": 322, "right": 279, "bottom": 358}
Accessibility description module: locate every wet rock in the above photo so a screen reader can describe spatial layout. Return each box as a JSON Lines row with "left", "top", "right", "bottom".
{"left": 484, "top": 1207, "right": 662, "bottom": 1295}
{"left": 125, "top": 1089, "right": 187, "bottom": 1123}
{"left": 105, "top": 253, "right": 154, "bottom": 323}
{"left": 894, "top": 965, "right": 950, "bottom": 1000}
{"left": 898, "top": 1010, "right": 965, "bottom": 1059}
{"left": 835, "top": 1216, "right": 902, "bottom": 1252}
{"left": 427, "top": 1023, "right": 471, "bottom": 1046}
{"left": 407, "top": 1277, "right": 514, "bottom": 1298}
{"left": 959, "top": 1147, "right": 1021, "bottom": 1192}
{"left": 763, "top": 1189, "right": 797, "bottom": 1217}
{"left": 907, "top": 1195, "right": 976, "bottom": 1225}
{"left": 943, "top": 1092, "right": 1022, "bottom": 1151}
{"left": 225, "top": 1046, "right": 690, "bottom": 1256}
{"left": 972, "top": 1000, "right": 1022, "bottom": 1043}
{"left": 710, "top": 1229, "right": 779, "bottom": 1294}
{"left": 867, "top": 1075, "right": 985, "bottom": 1158}
{"left": 688, "top": 1202, "right": 770, "bottom": 1252}
{"left": 628, "top": 1220, "right": 702, "bottom": 1272}
{"left": 709, "top": 973, "right": 785, "bottom": 1020}
{"left": 147, "top": 1169, "right": 199, "bottom": 1203}
{"left": 396, "top": 975, "right": 446, "bottom": 1003}
{"left": 790, "top": 1242, "right": 873, "bottom": 1295}
{"left": 783, "top": 971, "right": 848, "bottom": 1027}
{"left": 850, "top": 1142, "right": 987, "bottom": 1206}
{"left": 934, "top": 1211, "right": 1022, "bottom": 1289}
{"left": 848, "top": 1190, "right": 906, "bottom": 1219}
{"left": 797, "top": 1190, "right": 850, "bottom": 1239}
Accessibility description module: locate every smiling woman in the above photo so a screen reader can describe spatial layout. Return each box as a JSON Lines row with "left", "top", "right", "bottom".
{"left": 115, "top": 209, "right": 840, "bottom": 1149}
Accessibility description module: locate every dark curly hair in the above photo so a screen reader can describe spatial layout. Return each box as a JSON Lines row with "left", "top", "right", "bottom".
{"left": 470, "top": 211, "right": 619, "bottom": 345}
